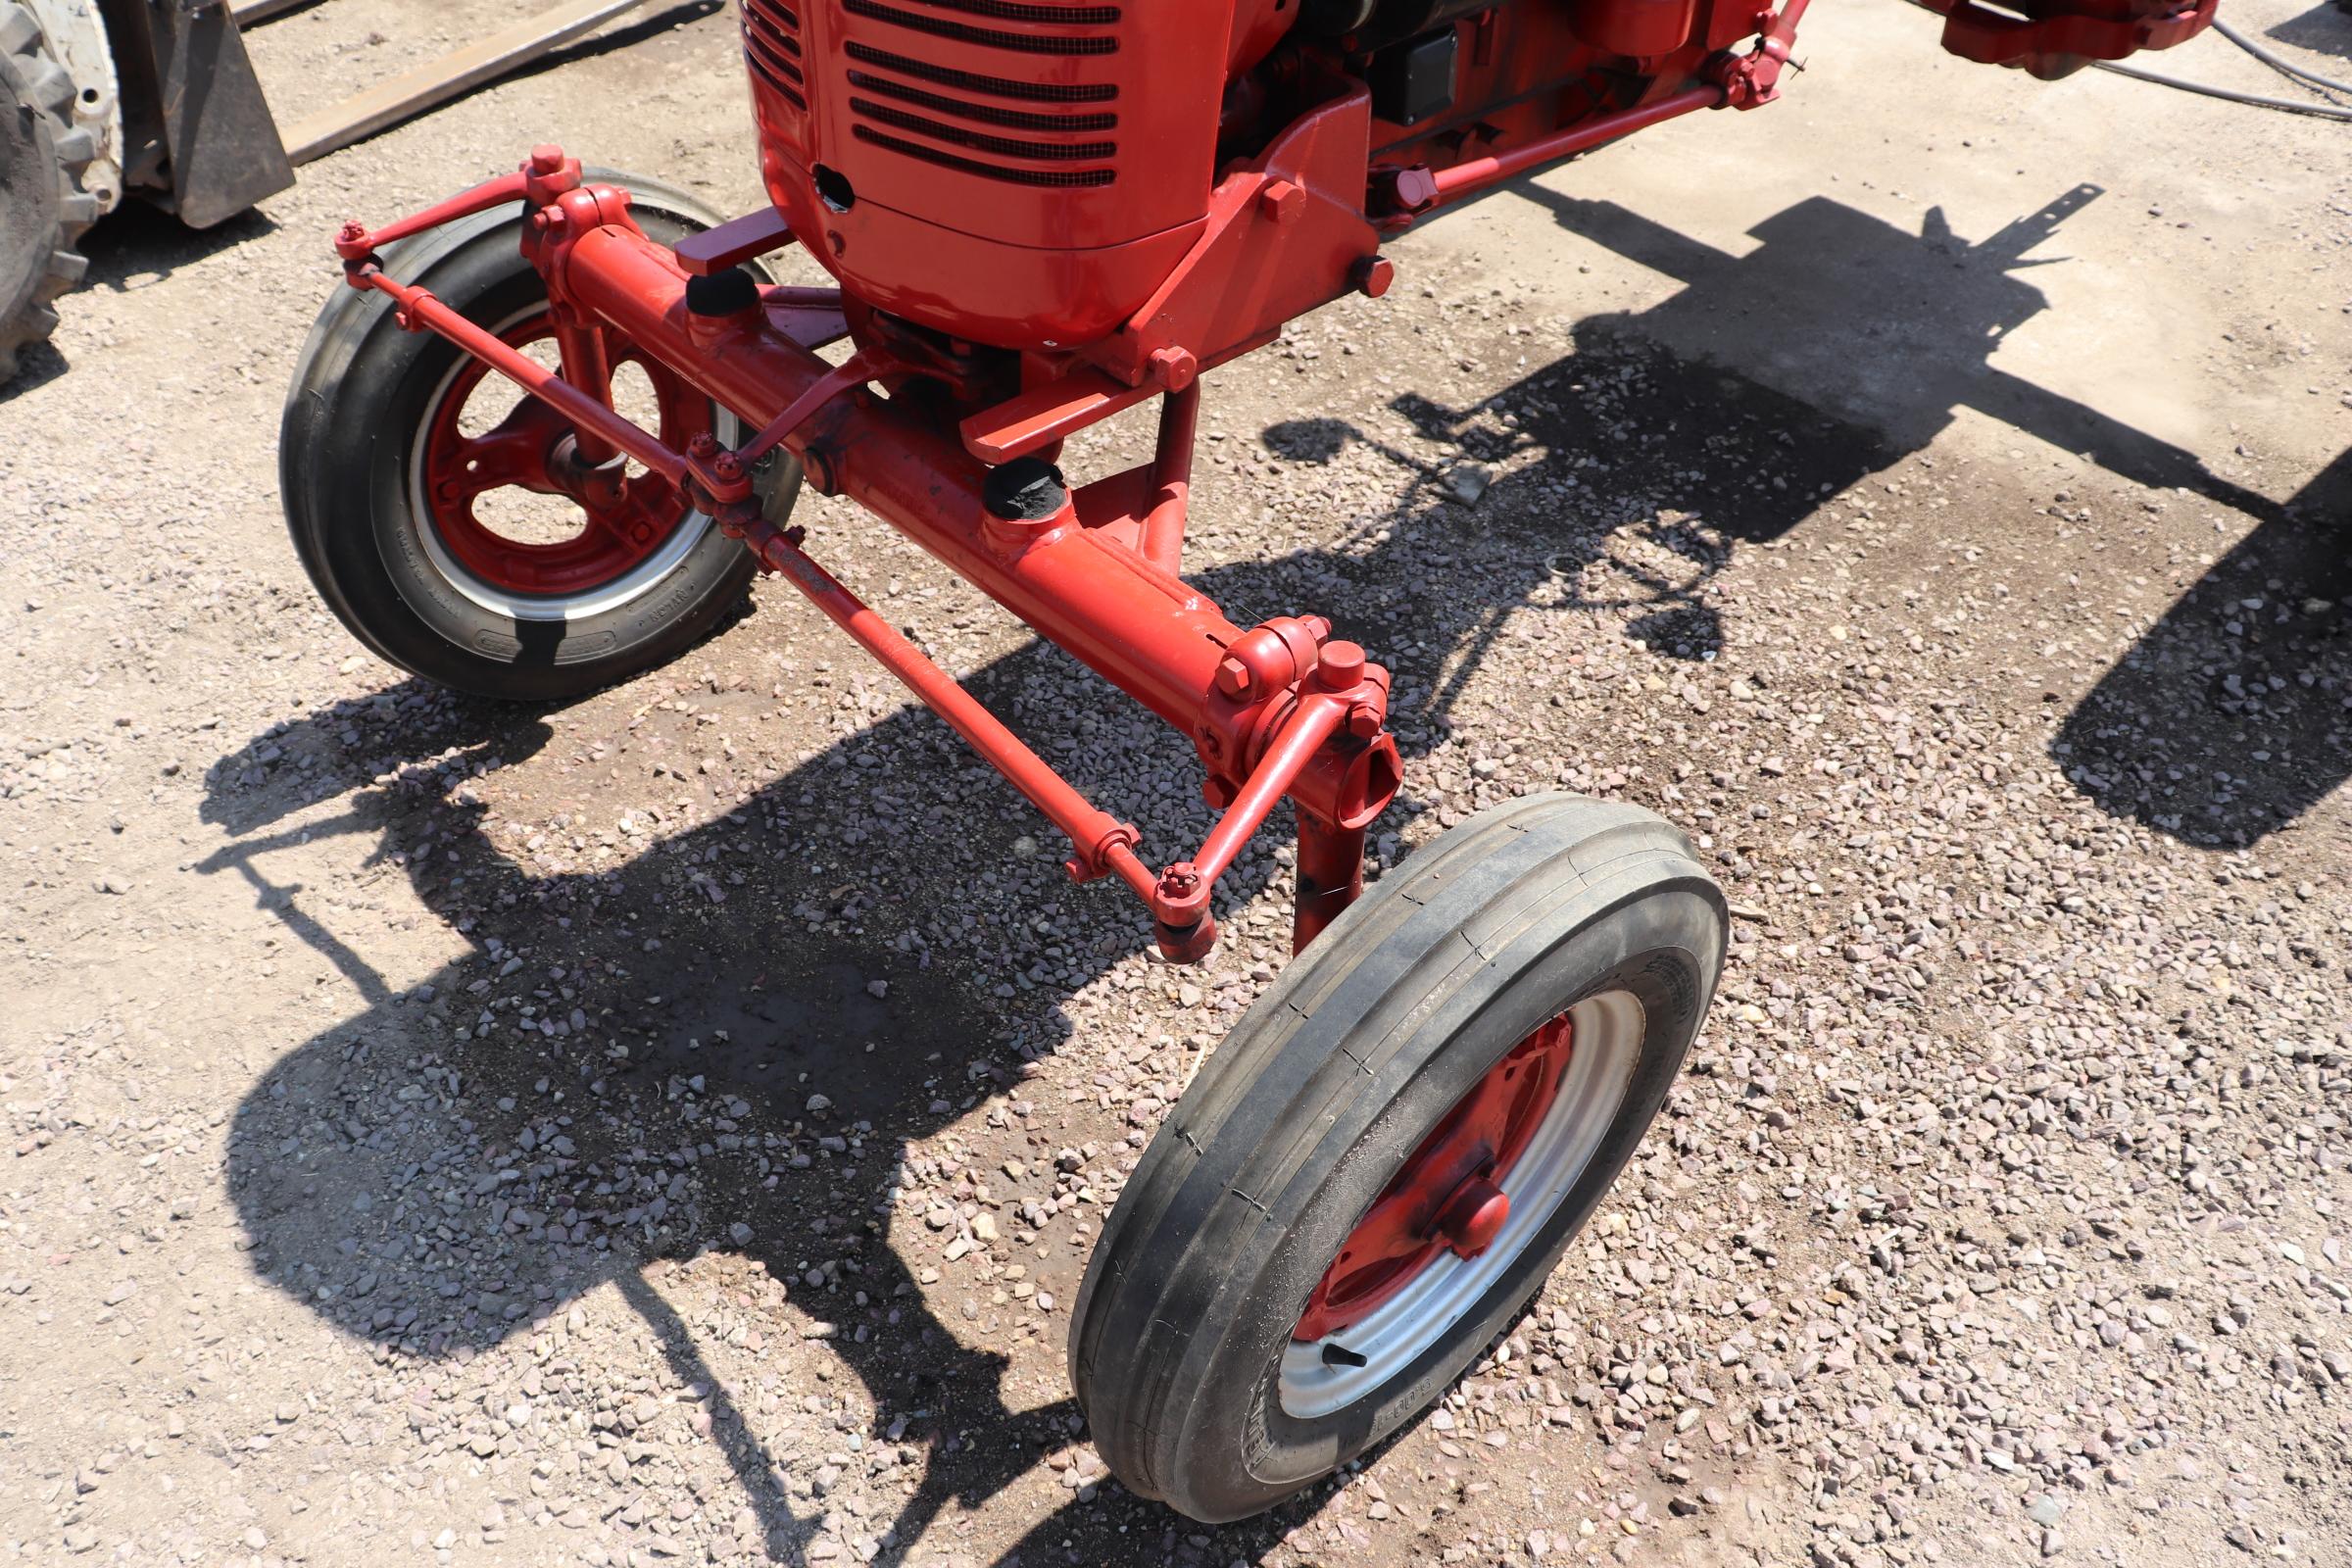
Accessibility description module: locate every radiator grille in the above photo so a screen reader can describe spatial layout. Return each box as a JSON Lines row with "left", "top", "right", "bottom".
{"left": 745, "top": 0, "right": 1127, "bottom": 192}
{"left": 741, "top": 0, "right": 808, "bottom": 110}
{"left": 900, "top": 0, "right": 1120, "bottom": 24}
{"left": 850, "top": 126, "right": 1116, "bottom": 186}
{"left": 842, "top": 41, "right": 1115, "bottom": 103}
{"left": 842, "top": 0, "right": 1118, "bottom": 56}
{"left": 843, "top": 69, "right": 1117, "bottom": 132}
{"left": 841, "top": 0, "right": 1120, "bottom": 189}
{"left": 846, "top": 97, "right": 1113, "bottom": 161}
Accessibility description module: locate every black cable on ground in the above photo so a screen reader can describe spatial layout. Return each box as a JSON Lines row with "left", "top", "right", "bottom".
{"left": 2212, "top": 16, "right": 2352, "bottom": 98}
{"left": 2090, "top": 57, "right": 2352, "bottom": 121}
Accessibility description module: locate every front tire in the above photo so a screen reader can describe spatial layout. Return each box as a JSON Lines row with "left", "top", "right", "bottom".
{"left": 279, "top": 171, "right": 793, "bottom": 701}
{"left": 1070, "top": 794, "right": 1726, "bottom": 1522}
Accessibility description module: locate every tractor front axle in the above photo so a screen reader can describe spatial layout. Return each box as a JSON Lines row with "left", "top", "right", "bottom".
{"left": 335, "top": 148, "right": 1400, "bottom": 962}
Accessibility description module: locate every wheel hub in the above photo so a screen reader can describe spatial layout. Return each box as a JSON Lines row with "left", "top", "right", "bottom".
{"left": 415, "top": 312, "right": 711, "bottom": 604}
{"left": 1277, "top": 990, "right": 1647, "bottom": 1420}
{"left": 1434, "top": 1174, "right": 1510, "bottom": 1257}
{"left": 1293, "top": 1014, "right": 1575, "bottom": 1343}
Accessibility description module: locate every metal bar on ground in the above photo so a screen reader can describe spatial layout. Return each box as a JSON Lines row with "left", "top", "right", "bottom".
{"left": 228, "top": 0, "right": 314, "bottom": 26}
{"left": 279, "top": 0, "right": 651, "bottom": 166}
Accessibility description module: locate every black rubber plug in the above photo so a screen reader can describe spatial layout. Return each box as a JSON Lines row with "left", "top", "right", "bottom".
{"left": 685, "top": 267, "right": 761, "bottom": 318}
{"left": 983, "top": 456, "right": 1069, "bottom": 521}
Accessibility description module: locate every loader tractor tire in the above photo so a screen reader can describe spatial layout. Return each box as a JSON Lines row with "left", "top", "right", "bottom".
{"left": 0, "top": 2, "right": 95, "bottom": 384}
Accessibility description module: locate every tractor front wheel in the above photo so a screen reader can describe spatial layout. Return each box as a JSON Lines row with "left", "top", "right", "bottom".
{"left": 1070, "top": 794, "right": 1726, "bottom": 1522}
{"left": 280, "top": 171, "right": 795, "bottom": 702}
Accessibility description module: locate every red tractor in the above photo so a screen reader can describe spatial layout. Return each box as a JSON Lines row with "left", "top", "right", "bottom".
{"left": 280, "top": 0, "right": 2216, "bottom": 1521}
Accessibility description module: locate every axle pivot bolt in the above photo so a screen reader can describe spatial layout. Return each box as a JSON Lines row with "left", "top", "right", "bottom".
{"left": 1435, "top": 1176, "right": 1509, "bottom": 1258}
{"left": 1214, "top": 657, "right": 1256, "bottom": 700}
{"left": 1317, "top": 640, "right": 1366, "bottom": 690}
{"left": 529, "top": 145, "right": 565, "bottom": 174}
{"left": 1351, "top": 255, "right": 1396, "bottom": 299}
{"left": 1148, "top": 346, "right": 1198, "bottom": 392}
{"left": 1257, "top": 179, "right": 1304, "bottom": 225}
{"left": 1382, "top": 166, "right": 1440, "bottom": 215}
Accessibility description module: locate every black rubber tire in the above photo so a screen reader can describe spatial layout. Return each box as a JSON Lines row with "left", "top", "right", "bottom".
{"left": 1070, "top": 794, "right": 1726, "bottom": 1522}
{"left": 0, "top": 2, "right": 96, "bottom": 383}
{"left": 279, "top": 171, "right": 789, "bottom": 701}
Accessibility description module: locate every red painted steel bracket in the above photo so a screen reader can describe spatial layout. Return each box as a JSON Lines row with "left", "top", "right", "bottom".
{"left": 673, "top": 206, "right": 799, "bottom": 277}
{"left": 1089, "top": 74, "right": 1388, "bottom": 393}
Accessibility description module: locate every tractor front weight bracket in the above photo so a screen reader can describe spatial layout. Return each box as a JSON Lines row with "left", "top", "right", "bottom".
{"left": 332, "top": 149, "right": 1401, "bottom": 965}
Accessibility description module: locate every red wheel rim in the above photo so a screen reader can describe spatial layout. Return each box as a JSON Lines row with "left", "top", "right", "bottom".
{"left": 1293, "top": 1015, "right": 1575, "bottom": 1343}
{"left": 416, "top": 314, "right": 713, "bottom": 600}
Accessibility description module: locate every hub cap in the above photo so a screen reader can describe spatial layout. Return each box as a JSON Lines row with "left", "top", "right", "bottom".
{"left": 409, "top": 310, "right": 722, "bottom": 621}
{"left": 1279, "top": 990, "right": 1644, "bottom": 1419}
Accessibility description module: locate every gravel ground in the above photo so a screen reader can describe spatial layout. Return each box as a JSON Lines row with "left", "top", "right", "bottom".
{"left": 3, "top": 3, "right": 2350, "bottom": 1567}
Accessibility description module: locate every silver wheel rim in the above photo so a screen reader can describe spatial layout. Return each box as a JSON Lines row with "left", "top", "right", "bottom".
{"left": 1278, "top": 989, "right": 1645, "bottom": 1420}
{"left": 405, "top": 305, "right": 735, "bottom": 624}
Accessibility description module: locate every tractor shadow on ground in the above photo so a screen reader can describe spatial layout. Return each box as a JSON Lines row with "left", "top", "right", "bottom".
{"left": 2051, "top": 448, "right": 2352, "bottom": 850}
{"left": 202, "top": 378, "right": 1818, "bottom": 1562}
{"left": 198, "top": 657, "right": 1172, "bottom": 1566}
{"left": 200, "top": 179, "right": 2343, "bottom": 1563}
{"left": 2265, "top": 1, "right": 2352, "bottom": 63}
{"left": 201, "top": 535, "right": 1480, "bottom": 1565}
{"left": 1507, "top": 178, "right": 2348, "bottom": 848}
